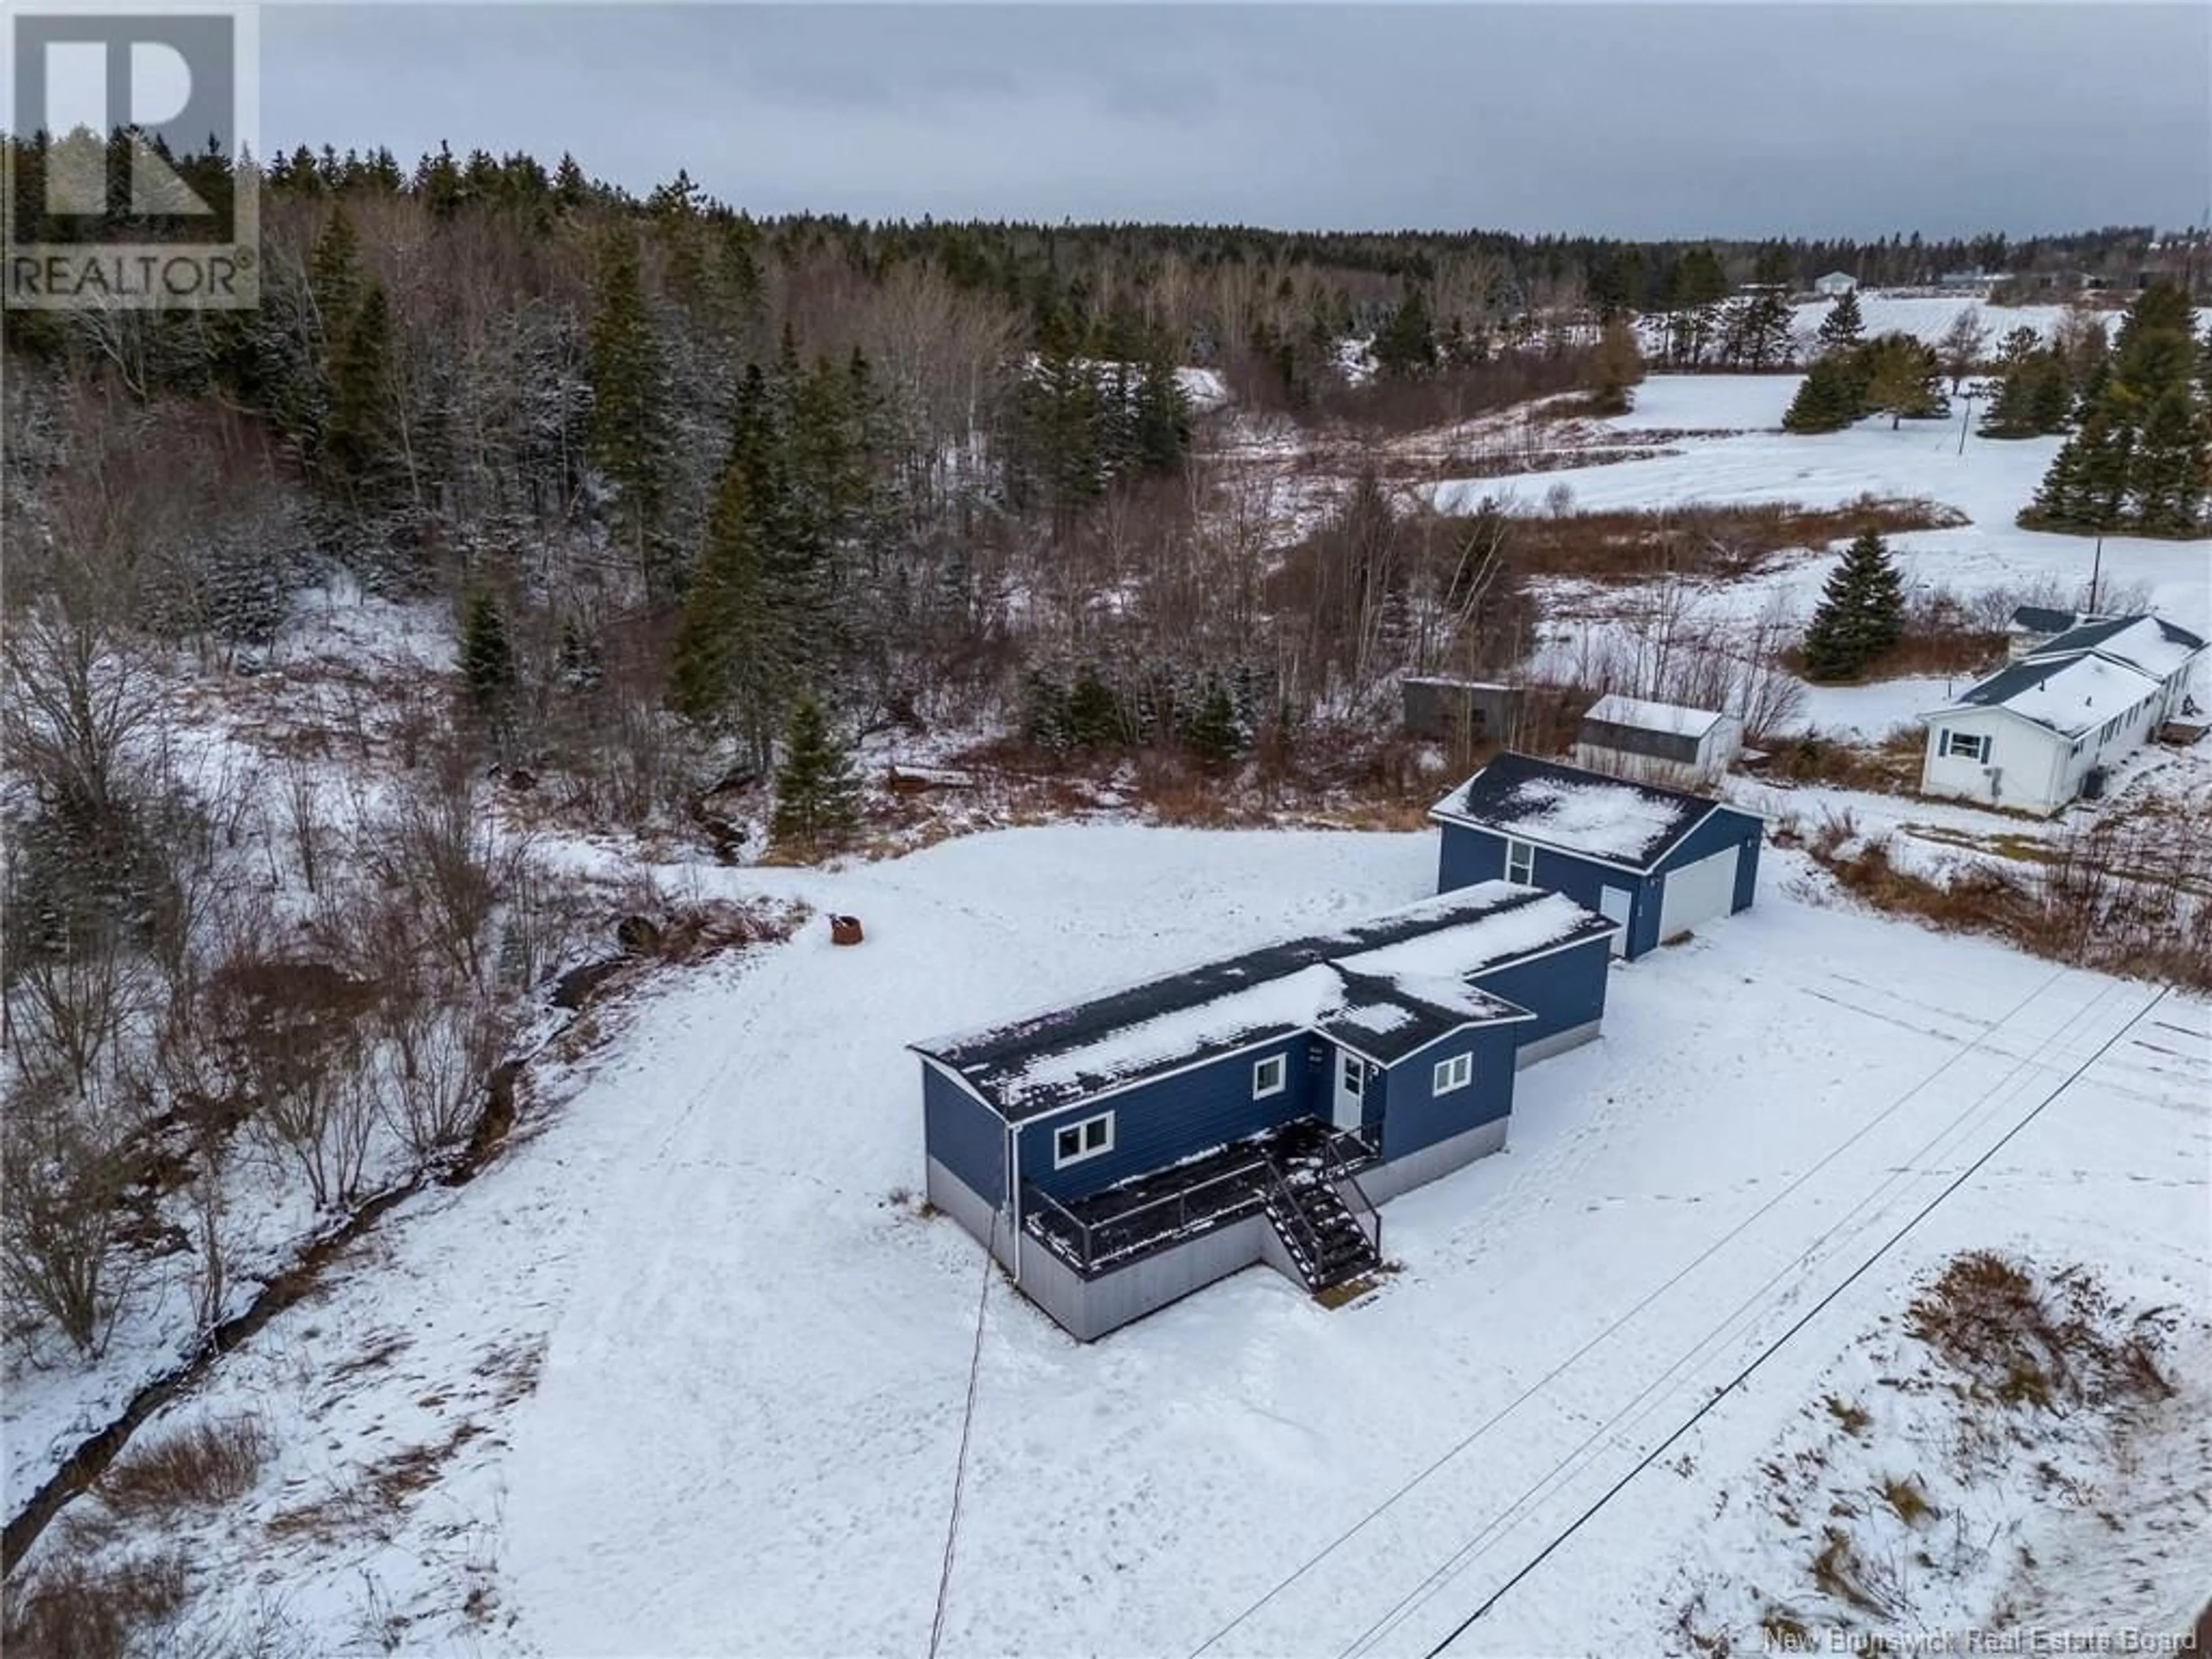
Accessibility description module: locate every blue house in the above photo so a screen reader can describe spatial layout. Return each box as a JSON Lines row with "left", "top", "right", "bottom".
{"left": 914, "top": 884, "right": 1616, "bottom": 1341}
{"left": 1431, "top": 752, "right": 1763, "bottom": 960}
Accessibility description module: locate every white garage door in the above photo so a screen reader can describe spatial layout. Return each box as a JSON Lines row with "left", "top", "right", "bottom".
{"left": 1658, "top": 846, "right": 1740, "bottom": 943}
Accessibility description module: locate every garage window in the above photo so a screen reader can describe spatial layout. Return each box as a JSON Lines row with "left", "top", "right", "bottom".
{"left": 1252, "top": 1055, "right": 1286, "bottom": 1099}
{"left": 1505, "top": 838, "right": 1536, "bottom": 884}
{"left": 1939, "top": 730, "right": 1989, "bottom": 763}
{"left": 1432, "top": 1053, "right": 1473, "bottom": 1096}
{"left": 1053, "top": 1113, "right": 1113, "bottom": 1168}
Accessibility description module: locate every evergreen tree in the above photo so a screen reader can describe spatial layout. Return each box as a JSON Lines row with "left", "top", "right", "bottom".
{"left": 1371, "top": 287, "right": 1438, "bottom": 379}
{"left": 460, "top": 588, "right": 517, "bottom": 725}
{"left": 1132, "top": 351, "right": 1193, "bottom": 472}
{"left": 1183, "top": 678, "right": 1241, "bottom": 773}
{"left": 1980, "top": 349, "right": 2074, "bottom": 438}
{"left": 1782, "top": 356, "right": 1862, "bottom": 433}
{"left": 1022, "top": 668, "right": 1073, "bottom": 756}
{"left": 1815, "top": 289, "right": 1865, "bottom": 355}
{"left": 1859, "top": 332, "right": 1948, "bottom": 428}
{"left": 2024, "top": 281, "right": 2205, "bottom": 537}
{"left": 771, "top": 694, "right": 861, "bottom": 847}
{"left": 587, "top": 229, "right": 672, "bottom": 600}
{"left": 322, "top": 279, "right": 397, "bottom": 499}
{"left": 1800, "top": 530, "right": 1905, "bottom": 681}
{"left": 1066, "top": 665, "right": 1122, "bottom": 751}
{"left": 668, "top": 441, "right": 772, "bottom": 755}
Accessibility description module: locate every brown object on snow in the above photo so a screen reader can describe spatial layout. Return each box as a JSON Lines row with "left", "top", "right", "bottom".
{"left": 830, "top": 915, "right": 864, "bottom": 946}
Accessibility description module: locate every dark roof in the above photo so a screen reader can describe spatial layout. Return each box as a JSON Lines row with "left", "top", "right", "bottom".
{"left": 914, "top": 884, "right": 1613, "bottom": 1121}
{"left": 2032, "top": 614, "right": 2207, "bottom": 662}
{"left": 1430, "top": 752, "right": 1732, "bottom": 871}
{"left": 1954, "top": 658, "right": 2075, "bottom": 712}
{"left": 2008, "top": 604, "right": 2085, "bottom": 636}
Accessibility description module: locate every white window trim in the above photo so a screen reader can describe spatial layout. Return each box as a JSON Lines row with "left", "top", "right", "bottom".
{"left": 1052, "top": 1112, "right": 1115, "bottom": 1169}
{"left": 1252, "top": 1055, "right": 1286, "bottom": 1099}
{"left": 1940, "top": 729, "right": 1989, "bottom": 763}
{"left": 1432, "top": 1052, "right": 1474, "bottom": 1096}
{"left": 1504, "top": 838, "right": 1536, "bottom": 884}
{"left": 1339, "top": 1051, "right": 1365, "bottom": 1096}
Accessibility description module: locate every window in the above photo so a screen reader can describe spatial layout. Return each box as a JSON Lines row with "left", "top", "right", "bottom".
{"left": 1052, "top": 1112, "right": 1113, "bottom": 1168}
{"left": 1505, "top": 838, "right": 1536, "bottom": 884}
{"left": 1252, "top": 1055, "right": 1286, "bottom": 1099}
{"left": 1339, "top": 1052, "right": 1365, "bottom": 1097}
{"left": 1433, "top": 1052, "right": 1474, "bottom": 1096}
{"left": 1939, "top": 729, "right": 1990, "bottom": 763}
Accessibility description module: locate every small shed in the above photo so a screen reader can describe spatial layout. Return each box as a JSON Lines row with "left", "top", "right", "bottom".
{"left": 1573, "top": 694, "right": 1742, "bottom": 787}
{"left": 1813, "top": 271, "right": 1858, "bottom": 297}
{"left": 1403, "top": 677, "right": 1523, "bottom": 747}
{"left": 1430, "top": 752, "right": 1764, "bottom": 961}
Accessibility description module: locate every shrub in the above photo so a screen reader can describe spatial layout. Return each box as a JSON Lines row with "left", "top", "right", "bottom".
{"left": 99, "top": 1414, "right": 272, "bottom": 1520}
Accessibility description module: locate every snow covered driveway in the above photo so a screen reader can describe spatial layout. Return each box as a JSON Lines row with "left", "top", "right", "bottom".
{"left": 469, "top": 828, "right": 2203, "bottom": 1658}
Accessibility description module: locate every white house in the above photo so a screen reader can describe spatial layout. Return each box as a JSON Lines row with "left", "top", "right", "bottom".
{"left": 1573, "top": 694, "right": 1743, "bottom": 788}
{"left": 1813, "top": 271, "right": 1858, "bottom": 297}
{"left": 1919, "top": 615, "right": 2206, "bottom": 814}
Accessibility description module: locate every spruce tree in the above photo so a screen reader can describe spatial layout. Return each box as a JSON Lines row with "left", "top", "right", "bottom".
{"left": 587, "top": 229, "right": 672, "bottom": 601}
{"left": 1783, "top": 357, "right": 1861, "bottom": 433}
{"left": 1132, "top": 351, "right": 1193, "bottom": 472}
{"left": 1372, "top": 288, "right": 1438, "bottom": 379}
{"left": 1859, "top": 333, "right": 1947, "bottom": 428}
{"left": 668, "top": 443, "right": 771, "bottom": 753}
{"left": 2024, "top": 282, "right": 2205, "bottom": 537}
{"left": 1183, "top": 679, "right": 1241, "bottom": 774}
{"left": 459, "top": 589, "right": 517, "bottom": 748}
{"left": 1066, "top": 666, "right": 1122, "bottom": 751}
{"left": 1815, "top": 289, "right": 1865, "bottom": 356}
{"left": 1801, "top": 531, "right": 1905, "bottom": 681}
{"left": 771, "top": 694, "right": 861, "bottom": 848}
{"left": 323, "top": 280, "right": 397, "bottom": 499}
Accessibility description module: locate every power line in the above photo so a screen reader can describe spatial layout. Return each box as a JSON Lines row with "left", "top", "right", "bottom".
{"left": 928, "top": 1211, "right": 996, "bottom": 1659}
{"left": 1184, "top": 964, "right": 2082, "bottom": 1658}
{"left": 1340, "top": 975, "right": 2133, "bottom": 1658}
{"left": 1415, "top": 986, "right": 2169, "bottom": 1658}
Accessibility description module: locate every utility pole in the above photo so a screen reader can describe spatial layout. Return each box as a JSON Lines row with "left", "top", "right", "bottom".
{"left": 1957, "top": 388, "right": 1976, "bottom": 456}
{"left": 2089, "top": 532, "right": 2104, "bottom": 615}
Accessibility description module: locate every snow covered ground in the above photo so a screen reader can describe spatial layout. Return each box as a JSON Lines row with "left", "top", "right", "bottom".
{"left": 31, "top": 823, "right": 2205, "bottom": 1657}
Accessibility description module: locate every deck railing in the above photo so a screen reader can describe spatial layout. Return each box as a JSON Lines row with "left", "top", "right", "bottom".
{"left": 1022, "top": 1122, "right": 1381, "bottom": 1277}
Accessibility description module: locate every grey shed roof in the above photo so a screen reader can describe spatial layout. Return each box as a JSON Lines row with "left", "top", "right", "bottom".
{"left": 912, "top": 883, "right": 1613, "bottom": 1122}
{"left": 2008, "top": 604, "right": 2089, "bottom": 636}
{"left": 1430, "top": 752, "right": 1735, "bottom": 871}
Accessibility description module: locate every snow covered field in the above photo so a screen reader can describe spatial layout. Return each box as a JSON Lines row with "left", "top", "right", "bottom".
{"left": 28, "top": 823, "right": 2204, "bottom": 1656}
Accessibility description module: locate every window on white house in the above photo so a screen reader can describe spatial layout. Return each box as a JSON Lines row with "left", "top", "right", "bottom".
{"left": 1505, "top": 838, "right": 1536, "bottom": 884}
{"left": 1053, "top": 1113, "right": 1113, "bottom": 1168}
{"left": 1252, "top": 1055, "right": 1286, "bottom": 1099}
{"left": 1939, "top": 730, "right": 1990, "bottom": 763}
{"left": 1433, "top": 1052, "right": 1474, "bottom": 1096}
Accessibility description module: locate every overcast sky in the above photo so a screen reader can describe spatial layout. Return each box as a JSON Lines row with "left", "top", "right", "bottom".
{"left": 260, "top": 4, "right": 2212, "bottom": 237}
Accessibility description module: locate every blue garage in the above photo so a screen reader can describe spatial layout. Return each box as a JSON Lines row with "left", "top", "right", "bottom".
{"left": 1431, "top": 752, "right": 1763, "bottom": 960}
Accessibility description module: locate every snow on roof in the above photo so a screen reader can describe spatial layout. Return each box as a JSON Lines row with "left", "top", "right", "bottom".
{"left": 1933, "top": 613, "right": 2205, "bottom": 736}
{"left": 2031, "top": 615, "right": 2206, "bottom": 680}
{"left": 1582, "top": 694, "right": 1730, "bottom": 739}
{"left": 915, "top": 883, "right": 1609, "bottom": 1120}
{"left": 1431, "top": 753, "right": 1724, "bottom": 869}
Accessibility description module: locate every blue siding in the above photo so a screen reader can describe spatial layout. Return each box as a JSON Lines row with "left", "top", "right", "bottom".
{"left": 1439, "top": 813, "right": 1760, "bottom": 961}
{"left": 1469, "top": 931, "right": 1612, "bottom": 1044}
{"left": 1019, "top": 1036, "right": 1315, "bottom": 1203}
{"left": 922, "top": 1066, "right": 1006, "bottom": 1206}
{"left": 1380, "top": 1025, "right": 1520, "bottom": 1160}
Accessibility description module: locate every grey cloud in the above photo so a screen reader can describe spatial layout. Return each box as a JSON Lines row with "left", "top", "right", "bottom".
{"left": 260, "top": 4, "right": 2212, "bottom": 235}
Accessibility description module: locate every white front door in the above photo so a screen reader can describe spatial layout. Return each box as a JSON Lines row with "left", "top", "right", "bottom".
{"left": 1333, "top": 1050, "right": 1367, "bottom": 1130}
{"left": 1599, "top": 884, "right": 1633, "bottom": 957}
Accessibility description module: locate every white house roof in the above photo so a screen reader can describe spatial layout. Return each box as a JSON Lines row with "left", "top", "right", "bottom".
{"left": 1581, "top": 694, "right": 1730, "bottom": 740}
{"left": 2031, "top": 615, "right": 2206, "bottom": 681}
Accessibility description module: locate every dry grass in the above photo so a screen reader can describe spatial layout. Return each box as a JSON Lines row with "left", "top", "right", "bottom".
{"left": 1758, "top": 728, "right": 1926, "bottom": 794}
{"left": 1876, "top": 1475, "right": 1937, "bottom": 1527}
{"left": 1822, "top": 1393, "right": 1873, "bottom": 1437}
{"left": 1904, "top": 1252, "right": 2174, "bottom": 1414}
{"left": 1, "top": 1547, "right": 188, "bottom": 1659}
{"left": 1503, "top": 494, "right": 1960, "bottom": 585}
{"left": 96, "top": 1415, "right": 271, "bottom": 1522}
